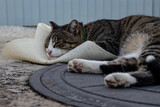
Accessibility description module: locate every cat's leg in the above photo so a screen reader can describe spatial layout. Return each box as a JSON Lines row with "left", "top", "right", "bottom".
{"left": 104, "top": 55, "right": 157, "bottom": 88}
{"left": 100, "top": 57, "right": 138, "bottom": 74}
{"left": 68, "top": 59, "right": 108, "bottom": 74}
{"left": 68, "top": 51, "right": 139, "bottom": 74}
{"left": 68, "top": 57, "right": 137, "bottom": 74}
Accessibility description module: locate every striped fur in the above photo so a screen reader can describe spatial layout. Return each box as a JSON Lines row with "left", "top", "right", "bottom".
{"left": 48, "top": 15, "right": 160, "bottom": 87}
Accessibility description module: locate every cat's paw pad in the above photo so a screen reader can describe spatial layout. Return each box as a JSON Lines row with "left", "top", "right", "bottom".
{"left": 68, "top": 59, "right": 83, "bottom": 73}
{"left": 104, "top": 73, "right": 137, "bottom": 88}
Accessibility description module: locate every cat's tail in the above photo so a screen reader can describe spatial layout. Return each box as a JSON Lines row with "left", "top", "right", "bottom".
{"left": 146, "top": 55, "right": 160, "bottom": 84}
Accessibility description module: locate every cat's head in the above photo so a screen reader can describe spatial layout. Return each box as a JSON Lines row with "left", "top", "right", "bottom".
{"left": 45, "top": 20, "right": 84, "bottom": 59}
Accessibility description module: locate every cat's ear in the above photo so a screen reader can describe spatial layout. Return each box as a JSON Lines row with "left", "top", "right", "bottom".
{"left": 49, "top": 21, "right": 59, "bottom": 30}
{"left": 67, "top": 20, "right": 79, "bottom": 34}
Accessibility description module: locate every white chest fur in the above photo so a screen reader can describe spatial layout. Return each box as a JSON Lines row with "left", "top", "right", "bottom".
{"left": 119, "top": 33, "right": 149, "bottom": 59}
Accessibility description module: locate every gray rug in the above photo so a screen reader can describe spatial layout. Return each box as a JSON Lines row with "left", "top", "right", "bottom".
{"left": 29, "top": 63, "right": 160, "bottom": 107}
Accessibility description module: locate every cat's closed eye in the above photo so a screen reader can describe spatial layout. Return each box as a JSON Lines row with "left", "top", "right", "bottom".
{"left": 54, "top": 42, "right": 65, "bottom": 48}
{"left": 58, "top": 43, "right": 64, "bottom": 47}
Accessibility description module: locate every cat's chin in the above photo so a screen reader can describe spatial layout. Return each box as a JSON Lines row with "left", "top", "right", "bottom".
{"left": 46, "top": 53, "right": 62, "bottom": 60}
{"left": 49, "top": 55, "right": 62, "bottom": 60}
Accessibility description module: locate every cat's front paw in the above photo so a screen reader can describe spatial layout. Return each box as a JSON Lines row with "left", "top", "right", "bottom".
{"left": 68, "top": 59, "right": 105, "bottom": 73}
{"left": 104, "top": 73, "right": 137, "bottom": 88}
{"left": 68, "top": 59, "right": 84, "bottom": 73}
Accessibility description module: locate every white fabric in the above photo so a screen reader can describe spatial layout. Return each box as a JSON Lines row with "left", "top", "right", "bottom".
{"left": 1, "top": 23, "right": 117, "bottom": 65}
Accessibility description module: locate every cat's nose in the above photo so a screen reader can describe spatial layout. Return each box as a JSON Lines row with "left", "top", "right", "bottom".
{"left": 47, "top": 50, "right": 52, "bottom": 55}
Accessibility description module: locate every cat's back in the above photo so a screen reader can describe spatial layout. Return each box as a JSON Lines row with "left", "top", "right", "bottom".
{"left": 84, "top": 15, "right": 160, "bottom": 42}
{"left": 85, "top": 15, "right": 160, "bottom": 34}
{"left": 120, "top": 15, "right": 160, "bottom": 33}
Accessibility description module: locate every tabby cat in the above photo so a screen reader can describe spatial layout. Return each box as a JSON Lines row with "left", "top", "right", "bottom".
{"left": 46, "top": 15, "right": 160, "bottom": 88}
